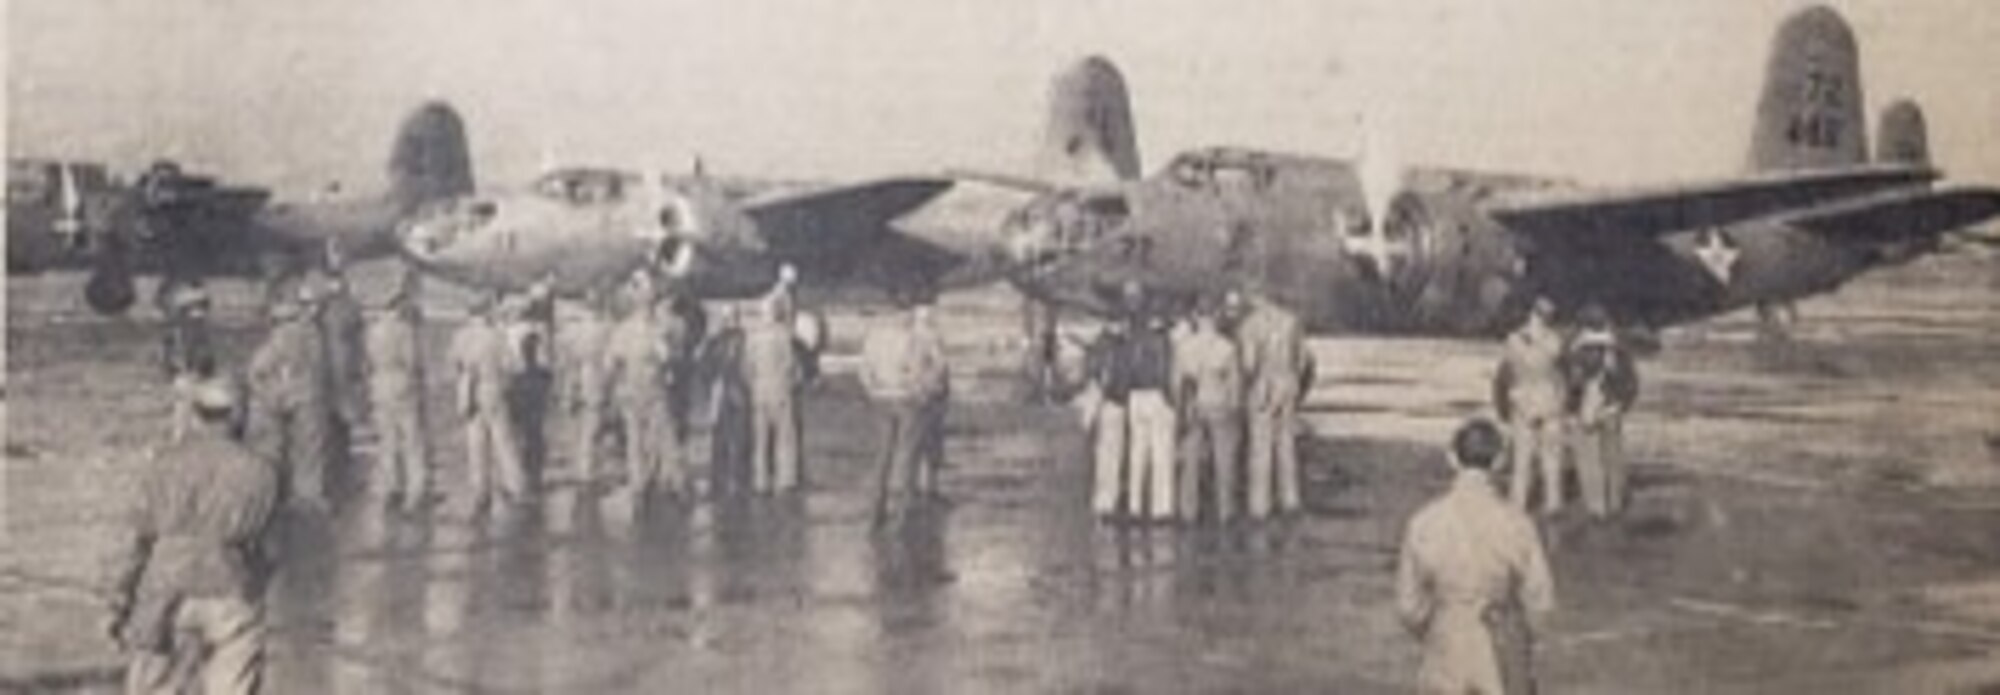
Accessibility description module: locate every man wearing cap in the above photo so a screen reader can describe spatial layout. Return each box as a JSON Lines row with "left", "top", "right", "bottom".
{"left": 452, "top": 293, "right": 528, "bottom": 512}
{"left": 1493, "top": 298, "right": 1570, "bottom": 515}
{"left": 160, "top": 280, "right": 217, "bottom": 382}
{"left": 365, "top": 274, "right": 432, "bottom": 511}
{"left": 108, "top": 377, "right": 278, "bottom": 695}
{"left": 246, "top": 286, "right": 336, "bottom": 511}
{"left": 1396, "top": 419, "right": 1556, "bottom": 695}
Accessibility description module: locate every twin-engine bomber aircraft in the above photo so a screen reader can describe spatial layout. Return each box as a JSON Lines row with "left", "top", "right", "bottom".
{"left": 7, "top": 103, "right": 474, "bottom": 315}
{"left": 983, "top": 6, "right": 2000, "bottom": 340}
{"left": 394, "top": 165, "right": 963, "bottom": 303}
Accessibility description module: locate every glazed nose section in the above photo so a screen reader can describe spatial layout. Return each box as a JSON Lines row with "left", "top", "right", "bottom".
{"left": 398, "top": 199, "right": 494, "bottom": 261}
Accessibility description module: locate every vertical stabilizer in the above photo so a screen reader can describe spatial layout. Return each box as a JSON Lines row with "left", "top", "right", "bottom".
{"left": 1875, "top": 99, "right": 1930, "bottom": 167}
{"left": 389, "top": 101, "right": 475, "bottom": 210}
{"left": 1747, "top": 5, "right": 1867, "bottom": 172}
{"left": 1037, "top": 56, "right": 1141, "bottom": 185}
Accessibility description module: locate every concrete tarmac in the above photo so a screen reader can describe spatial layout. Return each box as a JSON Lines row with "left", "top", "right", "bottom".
{"left": 7, "top": 253, "right": 2000, "bottom": 693}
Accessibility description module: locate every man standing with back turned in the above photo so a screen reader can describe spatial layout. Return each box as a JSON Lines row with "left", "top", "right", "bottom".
{"left": 109, "top": 377, "right": 279, "bottom": 695}
{"left": 1397, "top": 419, "right": 1556, "bottom": 695}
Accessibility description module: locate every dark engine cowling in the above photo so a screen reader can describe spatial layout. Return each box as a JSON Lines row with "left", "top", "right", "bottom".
{"left": 1362, "top": 190, "right": 1532, "bottom": 336}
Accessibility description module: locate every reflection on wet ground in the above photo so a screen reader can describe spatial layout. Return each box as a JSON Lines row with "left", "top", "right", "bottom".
{"left": 232, "top": 389, "right": 1410, "bottom": 693}
{"left": 9, "top": 254, "right": 2000, "bottom": 693}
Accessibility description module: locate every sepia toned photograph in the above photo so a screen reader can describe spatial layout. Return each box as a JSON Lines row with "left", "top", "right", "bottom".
{"left": 6, "top": 1, "right": 2000, "bottom": 692}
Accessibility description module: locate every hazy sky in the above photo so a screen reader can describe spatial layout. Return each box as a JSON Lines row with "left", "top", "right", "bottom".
{"left": 9, "top": 0, "right": 1999, "bottom": 194}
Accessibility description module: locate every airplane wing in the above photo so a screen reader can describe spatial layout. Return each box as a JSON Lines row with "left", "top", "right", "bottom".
{"left": 1487, "top": 165, "right": 1937, "bottom": 240}
{"left": 1779, "top": 186, "right": 2000, "bottom": 242}
{"left": 741, "top": 177, "right": 955, "bottom": 257}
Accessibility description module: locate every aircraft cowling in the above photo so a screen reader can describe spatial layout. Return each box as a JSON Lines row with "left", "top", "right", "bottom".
{"left": 1360, "top": 191, "right": 1531, "bottom": 336}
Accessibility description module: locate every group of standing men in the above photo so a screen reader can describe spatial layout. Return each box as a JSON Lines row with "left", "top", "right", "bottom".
{"left": 1493, "top": 298, "right": 1640, "bottom": 519}
{"left": 1082, "top": 284, "right": 1314, "bottom": 525}
{"left": 110, "top": 264, "right": 814, "bottom": 693}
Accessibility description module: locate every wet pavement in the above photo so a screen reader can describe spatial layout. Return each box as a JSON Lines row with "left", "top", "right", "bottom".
{"left": 8, "top": 252, "right": 2000, "bottom": 693}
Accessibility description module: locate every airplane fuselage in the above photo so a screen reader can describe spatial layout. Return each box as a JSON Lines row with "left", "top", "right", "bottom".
{"left": 1004, "top": 147, "right": 1916, "bottom": 336}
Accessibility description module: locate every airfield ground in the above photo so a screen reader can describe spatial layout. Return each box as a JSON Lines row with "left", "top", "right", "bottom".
{"left": 6, "top": 256, "right": 2000, "bottom": 693}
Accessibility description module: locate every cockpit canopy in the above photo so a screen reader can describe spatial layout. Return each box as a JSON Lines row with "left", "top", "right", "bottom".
{"left": 1163, "top": 148, "right": 1278, "bottom": 192}
{"left": 531, "top": 167, "right": 643, "bottom": 206}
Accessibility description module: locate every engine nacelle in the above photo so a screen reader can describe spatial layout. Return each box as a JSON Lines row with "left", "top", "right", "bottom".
{"left": 1357, "top": 191, "right": 1533, "bottom": 336}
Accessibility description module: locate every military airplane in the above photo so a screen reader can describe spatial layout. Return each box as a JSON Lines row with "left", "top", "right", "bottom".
{"left": 7, "top": 159, "right": 117, "bottom": 273}
{"left": 7, "top": 102, "right": 473, "bottom": 315}
{"left": 983, "top": 6, "right": 2000, "bottom": 341}
{"left": 393, "top": 163, "right": 974, "bottom": 304}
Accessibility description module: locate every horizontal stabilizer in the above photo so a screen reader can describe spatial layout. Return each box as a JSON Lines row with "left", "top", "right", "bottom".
{"left": 1784, "top": 187, "right": 2000, "bottom": 241}
{"left": 1491, "top": 165, "right": 1937, "bottom": 240}
{"left": 743, "top": 177, "right": 954, "bottom": 257}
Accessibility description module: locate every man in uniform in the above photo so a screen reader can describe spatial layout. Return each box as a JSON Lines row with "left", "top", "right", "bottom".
{"left": 245, "top": 286, "right": 334, "bottom": 512}
{"left": 365, "top": 275, "right": 431, "bottom": 511}
{"left": 744, "top": 294, "right": 805, "bottom": 495}
{"left": 1236, "top": 292, "right": 1311, "bottom": 519}
{"left": 561, "top": 289, "right": 616, "bottom": 490}
{"left": 1173, "top": 309, "right": 1246, "bottom": 523}
{"left": 699, "top": 305, "right": 753, "bottom": 498}
{"left": 861, "top": 304, "right": 944, "bottom": 523}
{"left": 1494, "top": 298, "right": 1569, "bottom": 515}
{"left": 163, "top": 282, "right": 218, "bottom": 444}
{"left": 316, "top": 269, "right": 369, "bottom": 484}
{"left": 911, "top": 303, "right": 951, "bottom": 498}
{"left": 1396, "top": 419, "right": 1556, "bottom": 695}
{"left": 160, "top": 280, "right": 217, "bottom": 381}
{"left": 1564, "top": 306, "right": 1639, "bottom": 519}
{"left": 108, "top": 377, "right": 279, "bottom": 695}
{"left": 604, "top": 286, "right": 671, "bottom": 505}
{"left": 501, "top": 284, "right": 558, "bottom": 490}
{"left": 1119, "top": 285, "right": 1178, "bottom": 523}
{"left": 452, "top": 294, "right": 527, "bottom": 513}
{"left": 1083, "top": 321, "right": 1133, "bottom": 521}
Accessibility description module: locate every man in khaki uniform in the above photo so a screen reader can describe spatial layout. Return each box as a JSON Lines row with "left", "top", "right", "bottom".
{"left": 364, "top": 281, "right": 432, "bottom": 511}
{"left": 245, "top": 288, "right": 334, "bottom": 512}
{"left": 109, "top": 377, "right": 278, "bottom": 695}
{"left": 744, "top": 297, "right": 805, "bottom": 494}
{"left": 561, "top": 290, "right": 616, "bottom": 488}
{"left": 1173, "top": 310, "right": 1246, "bottom": 522}
{"left": 862, "top": 304, "right": 948, "bottom": 523}
{"left": 1396, "top": 419, "right": 1556, "bottom": 695}
{"left": 451, "top": 296, "right": 527, "bottom": 512}
{"left": 1494, "top": 298, "right": 1569, "bottom": 515}
{"left": 1234, "top": 293, "right": 1310, "bottom": 518}
{"left": 604, "top": 292, "right": 676, "bottom": 503}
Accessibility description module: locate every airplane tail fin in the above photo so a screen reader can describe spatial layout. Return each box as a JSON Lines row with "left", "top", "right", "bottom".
{"left": 389, "top": 101, "right": 475, "bottom": 211}
{"left": 1036, "top": 56, "right": 1142, "bottom": 185}
{"left": 1875, "top": 100, "right": 1930, "bottom": 167}
{"left": 1747, "top": 6, "right": 1868, "bottom": 173}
